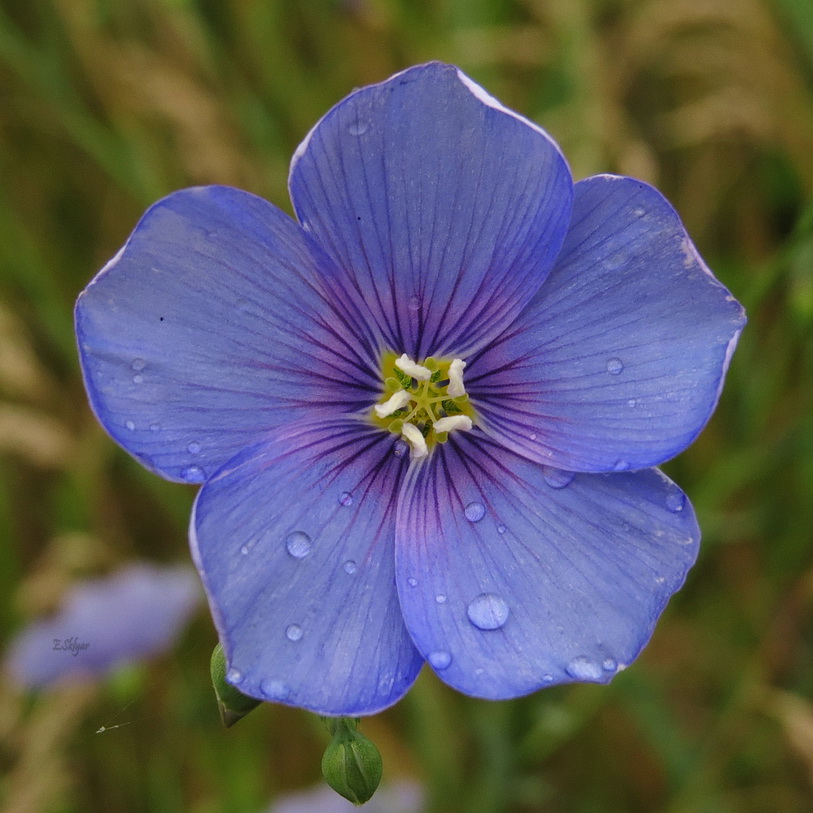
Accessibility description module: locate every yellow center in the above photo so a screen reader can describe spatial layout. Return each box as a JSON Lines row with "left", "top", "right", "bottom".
{"left": 371, "top": 352, "right": 476, "bottom": 450}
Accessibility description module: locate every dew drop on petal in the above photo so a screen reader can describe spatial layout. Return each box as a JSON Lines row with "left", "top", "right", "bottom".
{"left": 407, "top": 296, "right": 421, "bottom": 311}
{"left": 497, "top": 524, "right": 507, "bottom": 535}
{"left": 464, "top": 501, "right": 486, "bottom": 523}
{"left": 132, "top": 374, "right": 144, "bottom": 384}
{"left": 125, "top": 420, "right": 135, "bottom": 431}
{"left": 260, "top": 678, "right": 289, "bottom": 700}
{"left": 407, "top": 577, "right": 418, "bottom": 588}
{"left": 606, "top": 357, "right": 624, "bottom": 375}
{"left": 149, "top": 422, "right": 160, "bottom": 432}
{"left": 393, "top": 440, "right": 409, "bottom": 458}
{"left": 131, "top": 358, "right": 146, "bottom": 372}
{"left": 467, "top": 593, "right": 509, "bottom": 631}
{"left": 343, "top": 560, "right": 357, "bottom": 575}
{"left": 239, "top": 544, "right": 250, "bottom": 556}
{"left": 613, "top": 460, "right": 630, "bottom": 472}
{"left": 286, "top": 531, "right": 311, "bottom": 559}
{"left": 285, "top": 624, "right": 303, "bottom": 642}
{"left": 435, "top": 594, "right": 447, "bottom": 604}
{"left": 187, "top": 441, "right": 201, "bottom": 455}
{"left": 338, "top": 491, "right": 353, "bottom": 507}
{"left": 428, "top": 650, "right": 452, "bottom": 670}
{"left": 633, "top": 207, "right": 646, "bottom": 217}
{"left": 542, "top": 466, "right": 575, "bottom": 489}
{"left": 226, "top": 668, "right": 242, "bottom": 683}
{"left": 348, "top": 120, "right": 368, "bottom": 136}
{"left": 602, "top": 657, "right": 618, "bottom": 672}
{"left": 666, "top": 488, "right": 685, "bottom": 512}
{"left": 566, "top": 656, "right": 603, "bottom": 681}
{"left": 180, "top": 465, "right": 203, "bottom": 482}
{"left": 542, "top": 673, "right": 554, "bottom": 683}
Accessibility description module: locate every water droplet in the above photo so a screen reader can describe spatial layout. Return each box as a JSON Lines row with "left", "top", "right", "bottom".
{"left": 285, "top": 531, "right": 312, "bottom": 559}
{"left": 407, "top": 577, "right": 418, "bottom": 587}
{"left": 428, "top": 650, "right": 452, "bottom": 670}
{"left": 338, "top": 491, "right": 353, "bottom": 507}
{"left": 125, "top": 420, "right": 136, "bottom": 431}
{"left": 497, "top": 524, "right": 506, "bottom": 535}
{"left": 633, "top": 207, "right": 646, "bottom": 217}
{"left": 627, "top": 398, "right": 637, "bottom": 408}
{"left": 666, "top": 489, "right": 685, "bottom": 512}
{"left": 348, "top": 120, "right": 368, "bottom": 136}
{"left": 393, "top": 440, "right": 409, "bottom": 458}
{"left": 542, "top": 673, "right": 554, "bottom": 683}
{"left": 435, "top": 594, "right": 447, "bottom": 604}
{"left": 542, "top": 466, "right": 574, "bottom": 489}
{"left": 529, "top": 432, "right": 538, "bottom": 441}
{"left": 602, "top": 657, "right": 618, "bottom": 671}
{"left": 343, "top": 560, "right": 357, "bottom": 575}
{"left": 285, "top": 624, "right": 303, "bottom": 642}
{"left": 180, "top": 465, "right": 203, "bottom": 482}
{"left": 655, "top": 576, "right": 666, "bottom": 585}
{"left": 467, "top": 593, "right": 509, "bottom": 631}
{"left": 260, "top": 678, "right": 289, "bottom": 700}
{"left": 226, "top": 668, "right": 242, "bottom": 683}
{"left": 187, "top": 441, "right": 201, "bottom": 455}
{"left": 613, "top": 460, "right": 630, "bottom": 472}
{"left": 566, "top": 656, "right": 603, "bottom": 681}
{"left": 407, "top": 296, "right": 421, "bottom": 311}
{"left": 606, "top": 357, "right": 624, "bottom": 375}
{"left": 131, "top": 358, "right": 146, "bottom": 372}
{"left": 464, "top": 501, "right": 486, "bottom": 523}
{"left": 132, "top": 374, "right": 144, "bottom": 384}
{"left": 240, "top": 544, "right": 250, "bottom": 555}
{"left": 149, "top": 422, "right": 160, "bottom": 432}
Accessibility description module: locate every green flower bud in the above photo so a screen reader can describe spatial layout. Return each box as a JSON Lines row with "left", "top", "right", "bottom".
{"left": 210, "top": 642, "right": 261, "bottom": 728}
{"left": 321, "top": 717, "right": 383, "bottom": 805}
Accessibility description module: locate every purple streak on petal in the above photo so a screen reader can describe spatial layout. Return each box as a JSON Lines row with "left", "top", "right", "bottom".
{"left": 5, "top": 564, "right": 201, "bottom": 688}
{"left": 289, "top": 62, "right": 573, "bottom": 359}
{"left": 395, "top": 432, "right": 699, "bottom": 699}
{"left": 76, "top": 186, "right": 381, "bottom": 484}
{"left": 190, "top": 417, "right": 423, "bottom": 716}
{"left": 469, "top": 174, "right": 746, "bottom": 472}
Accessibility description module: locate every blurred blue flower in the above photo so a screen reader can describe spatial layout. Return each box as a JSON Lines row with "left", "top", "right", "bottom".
{"left": 6, "top": 564, "right": 200, "bottom": 687}
{"left": 270, "top": 780, "right": 422, "bottom": 813}
{"left": 75, "top": 63, "right": 745, "bottom": 715}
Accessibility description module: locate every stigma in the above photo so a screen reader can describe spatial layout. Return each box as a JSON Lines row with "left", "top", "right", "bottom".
{"left": 372, "top": 353, "right": 474, "bottom": 459}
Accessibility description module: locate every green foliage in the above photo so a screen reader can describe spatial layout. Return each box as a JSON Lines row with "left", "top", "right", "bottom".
{"left": 1, "top": 0, "right": 812, "bottom": 811}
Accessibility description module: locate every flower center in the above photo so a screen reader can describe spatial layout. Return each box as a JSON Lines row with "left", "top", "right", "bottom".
{"left": 372, "top": 352, "right": 475, "bottom": 459}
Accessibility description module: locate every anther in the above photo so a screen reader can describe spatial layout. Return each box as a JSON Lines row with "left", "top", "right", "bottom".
{"left": 432, "top": 415, "right": 473, "bottom": 434}
{"left": 447, "top": 358, "right": 466, "bottom": 397}
{"left": 400, "top": 422, "right": 428, "bottom": 459}
{"left": 395, "top": 354, "right": 432, "bottom": 381}
{"left": 374, "top": 389, "right": 411, "bottom": 418}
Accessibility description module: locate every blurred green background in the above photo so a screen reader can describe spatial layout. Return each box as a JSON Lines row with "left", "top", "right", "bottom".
{"left": 1, "top": 0, "right": 812, "bottom": 811}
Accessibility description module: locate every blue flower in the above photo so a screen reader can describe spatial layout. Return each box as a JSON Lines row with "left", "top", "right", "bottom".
{"left": 75, "top": 63, "right": 745, "bottom": 715}
{"left": 5, "top": 564, "right": 201, "bottom": 687}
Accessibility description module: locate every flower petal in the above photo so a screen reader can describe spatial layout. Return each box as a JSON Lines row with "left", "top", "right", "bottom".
{"left": 289, "top": 62, "right": 573, "bottom": 359}
{"left": 395, "top": 433, "right": 699, "bottom": 699}
{"left": 190, "top": 418, "right": 423, "bottom": 715}
{"left": 76, "top": 186, "right": 380, "bottom": 484}
{"left": 469, "top": 175, "right": 746, "bottom": 472}
{"left": 5, "top": 564, "right": 201, "bottom": 687}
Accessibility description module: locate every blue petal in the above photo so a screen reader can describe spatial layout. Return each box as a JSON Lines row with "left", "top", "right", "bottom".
{"left": 190, "top": 418, "right": 423, "bottom": 715}
{"left": 469, "top": 175, "right": 746, "bottom": 472}
{"left": 5, "top": 564, "right": 201, "bottom": 688}
{"left": 395, "top": 433, "right": 699, "bottom": 699}
{"left": 289, "top": 62, "right": 573, "bottom": 359}
{"left": 76, "top": 186, "right": 380, "bottom": 484}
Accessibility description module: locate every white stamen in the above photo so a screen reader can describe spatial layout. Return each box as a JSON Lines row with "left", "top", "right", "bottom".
{"left": 395, "top": 354, "right": 432, "bottom": 381}
{"left": 374, "top": 389, "right": 411, "bottom": 418}
{"left": 432, "top": 415, "right": 473, "bottom": 434}
{"left": 400, "top": 422, "right": 428, "bottom": 459}
{"left": 447, "top": 358, "right": 466, "bottom": 397}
